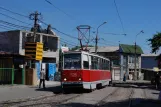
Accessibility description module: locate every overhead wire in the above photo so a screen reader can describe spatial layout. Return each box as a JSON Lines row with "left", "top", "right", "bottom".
{"left": 0, "top": 26, "right": 11, "bottom": 31}
{"left": 0, "top": 20, "right": 31, "bottom": 30}
{"left": 0, "top": 24, "right": 15, "bottom": 30}
{"left": 44, "top": 0, "right": 74, "bottom": 19}
{"left": 114, "top": 0, "right": 126, "bottom": 35}
{"left": 0, "top": 6, "right": 28, "bottom": 18}
{"left": 0, "top": 6, "right": 78, "bottom": 47}
{"left": 0, "top": 12, "right": 32, "bottom": 26}
{"left": 39, "top": 20, "right": 78, "bottom": 40}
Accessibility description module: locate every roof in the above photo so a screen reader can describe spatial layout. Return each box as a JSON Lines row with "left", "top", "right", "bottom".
{"left": 141, "top": 68, "right": 161, "bottom": 72}
{"left": 141, "top": 54, "right": 158, "bottom": 57}
{"left": 64, "top": 51, "right": 110, "bottom": 61}
{"left": 88, "top": 46, "right": 119, "bottom": 53}
{"left": 120, "top": 44, "right": 143, "bottom": 54}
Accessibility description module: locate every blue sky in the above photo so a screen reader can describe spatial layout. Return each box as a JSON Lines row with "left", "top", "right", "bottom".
{"left": 0, "top": 0, "right": 161, "bottom": 54}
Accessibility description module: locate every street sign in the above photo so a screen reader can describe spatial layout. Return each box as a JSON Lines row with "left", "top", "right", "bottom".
{"left": 25, "top": 42, "right": 43, "bottom": 60}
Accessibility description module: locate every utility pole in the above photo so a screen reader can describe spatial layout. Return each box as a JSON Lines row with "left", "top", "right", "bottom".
{"left": 30, "top": 11, "right": 41, "bottom": 42}
{"left": 95, "top": 34, "right": 98, "bottom": 53}
{"left": 95, "top": 22, "right": 107, "bottom": 53}
{"left": 134, "top": 42, "right": 137, "bottom": 80}
{"left": 134, "top": 30, "right": 144, "bottom": 81}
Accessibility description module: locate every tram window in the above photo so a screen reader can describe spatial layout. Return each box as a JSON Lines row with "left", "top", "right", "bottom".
{"left": 91, "top": 56, "right": 98, "bottom": 69}
{"left": 64, "top": 54, "right": 81, "bottom": 69}
{"left": 83, "top": 61, "right": 89, "bottom": 69}
{"left": 83, "top": 54, "right": 89, "bottom": 69}
{"left": 99, "top": 58, "right": 102, "bottom": 70}
{"left": 106, "top": 61, "right": 110, "bottom": 70}
{"left": 103, "top": 60, "right": 105, "bottom": 69}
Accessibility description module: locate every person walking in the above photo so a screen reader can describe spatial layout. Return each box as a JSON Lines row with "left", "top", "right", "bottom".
{"left": 155, "top": 72, "right": 160, "bottom": 89}
{"left": 39, "top": 69, "right": 46, "bottom": 89}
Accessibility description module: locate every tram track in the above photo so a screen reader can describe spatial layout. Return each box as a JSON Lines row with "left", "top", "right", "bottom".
{"left": 128, "top": 88, "right": 134, "bottom": 107}
{"left": 0, "top": 93, "right": 63, "bottom": 106}
{"left": 17, "top": 94, "right": 83, "bottom": 107}
{"left": 95, "top": 87, "right": 120, "bottom": 107}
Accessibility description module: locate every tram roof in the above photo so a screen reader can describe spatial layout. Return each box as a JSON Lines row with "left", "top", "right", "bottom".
{"left": 63, "top": 51, "right": 110, "bottom": 61}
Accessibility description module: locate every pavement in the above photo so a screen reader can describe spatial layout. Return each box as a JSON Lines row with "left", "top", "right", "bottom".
{"left": 0, "top": 81, "right": 61, "bottom": 102}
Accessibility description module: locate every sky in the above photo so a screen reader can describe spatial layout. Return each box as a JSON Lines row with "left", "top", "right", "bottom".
{"left": 0, "top": 0, "right": 161, "bottom": 54}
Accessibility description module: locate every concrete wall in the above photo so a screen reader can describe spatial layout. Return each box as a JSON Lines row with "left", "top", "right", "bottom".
{"left": 0, "top": 30, "right": 20, "bottom": 53}
{"left": 0, "top": 30, "right": 59, "bottom": 65}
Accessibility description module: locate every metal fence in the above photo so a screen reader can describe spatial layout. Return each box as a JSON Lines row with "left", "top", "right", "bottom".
{"left": 0, "top": 68, "right": 14, "bottom": 85}
{"left": 0, "top": 68, "right": 25, "bottom": 85}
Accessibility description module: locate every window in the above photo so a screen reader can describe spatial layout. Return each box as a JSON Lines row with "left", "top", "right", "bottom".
{"left": 99, "top": 58, "right": 103, "bottom": 70}
{"left": 64, "top": 54, "right": 81, "bottom": 69}
{"left": 91, "top": 56, "right": 99, "bottom": 69}
{"left": 83, "top": 54, "right": 89, "bottom": 69}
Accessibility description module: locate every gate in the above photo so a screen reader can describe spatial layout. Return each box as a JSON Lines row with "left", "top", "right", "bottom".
{"left": 0, "top": 68, "right": 14, "bottom": 85}
{"left": 0, "top": 57, "right": 25, "bottom": 85}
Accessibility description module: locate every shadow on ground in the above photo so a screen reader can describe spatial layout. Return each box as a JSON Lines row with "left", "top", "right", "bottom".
{"left": 35, "top": 85, "right": 90, "bottom": 94}
{"left": 112, "top": 83, "right": 161, "bottom": 91}
{"left": 16, "top": 98, "right": 161, "bottom": 107}
{"left": 56, "top": 98, "right": 161, "bottom": 107}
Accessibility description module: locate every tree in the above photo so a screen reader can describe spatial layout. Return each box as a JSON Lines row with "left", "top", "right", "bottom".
{"left": 148, "top": 32, "right": 161, "bottom": 53}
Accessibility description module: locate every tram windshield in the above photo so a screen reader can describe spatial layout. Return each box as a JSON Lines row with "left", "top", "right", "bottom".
{"left": 64, "top": 54, "right": 81, "bottom": 69}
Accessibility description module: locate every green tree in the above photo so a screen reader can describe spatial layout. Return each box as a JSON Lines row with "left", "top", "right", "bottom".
{"left": 148, "top": 32, "right": 161, "bottom": 53}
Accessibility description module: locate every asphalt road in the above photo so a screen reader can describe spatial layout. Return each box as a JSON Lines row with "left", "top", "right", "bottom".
{"left": 0, "top": 84, "right": 160, "bottom": 107}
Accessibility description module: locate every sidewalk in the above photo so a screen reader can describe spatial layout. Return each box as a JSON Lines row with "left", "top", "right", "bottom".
{"left": 112, "top": 80, "right": 151, "bottom": 85}
{"left": 0, "top": 81, "right": 61, "bottom": 102}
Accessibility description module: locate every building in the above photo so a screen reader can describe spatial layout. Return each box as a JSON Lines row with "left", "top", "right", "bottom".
{"left": 141, "top": 54, "right": 158, "bottom": 69}
{"left": 0, "top": 30, "right": 59, "bottom": 82}
{"left": 0, "top": 30, "right": 59, "bottom": 64}
{"left": 141, "top": 54, "right": 161, "bottom": 81}
{"left": 88, "top": 44, "right": 143, "bottom": 80}
{"left": 87, "top": 46, "right": 120, "bottom": 67}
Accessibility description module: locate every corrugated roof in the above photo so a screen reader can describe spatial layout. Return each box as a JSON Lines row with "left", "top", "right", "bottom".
{"left": 120, "top": 44, "right": 143, "bottom": 54}
{"left": 88, "top": 46, "right": 119, "bottom": 52}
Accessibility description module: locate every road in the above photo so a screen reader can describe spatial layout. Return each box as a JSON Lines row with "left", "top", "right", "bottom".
{"left": 0, "top": 84, "right": 160, "bottom": 107}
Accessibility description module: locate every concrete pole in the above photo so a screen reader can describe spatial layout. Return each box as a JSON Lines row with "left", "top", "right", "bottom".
{"left": 134, "top": 42, "right": 137, "bottom": 80}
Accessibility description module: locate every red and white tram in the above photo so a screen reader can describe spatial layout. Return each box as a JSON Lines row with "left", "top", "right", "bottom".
{"left": 61, "top": 51, "right": 111, "bottom": 91}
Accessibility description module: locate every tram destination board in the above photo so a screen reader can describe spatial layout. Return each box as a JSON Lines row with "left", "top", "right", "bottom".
{"left": 25, "top": 42, "right": 43, "bottom": 60}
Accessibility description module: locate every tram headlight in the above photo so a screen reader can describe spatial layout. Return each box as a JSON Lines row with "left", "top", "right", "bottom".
{"left": 78, "top": 78, "right": 82, "bottom": 81}
{"left": 64, "top": 78, "right": 67, "bottom": 81}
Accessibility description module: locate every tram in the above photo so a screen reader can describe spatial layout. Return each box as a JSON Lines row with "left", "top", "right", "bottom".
{"left": 61, "top": 51, "right": 111, "bottom": 91}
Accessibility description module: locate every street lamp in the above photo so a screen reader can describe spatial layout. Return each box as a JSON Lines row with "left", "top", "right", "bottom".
{"left": 134, "top": 30, "right": 144, "bottom": 81}
{"left": 95, "top": 22, "right": 107, "bottom": 53}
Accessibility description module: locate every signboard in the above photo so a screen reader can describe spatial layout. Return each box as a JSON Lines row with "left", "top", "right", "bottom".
{"left": 25, "top": 42, "right": 43, "bottom": 60}
{"left": 61, "top": 46, "right": 69, "bottom": 53}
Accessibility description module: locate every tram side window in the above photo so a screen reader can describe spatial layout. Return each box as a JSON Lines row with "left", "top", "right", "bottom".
{"left": 99, "top": 58, "right": 102, "bottom": 70}
{"left": 83, "top": 54, "right": 89, "bottom": 69}
{"left": 104, "top": 60, "right": 110, "bottom": 70}
{"left": 107, "top": 61, "right": 110, "bottom": 70}
{"left": 91, "top": 56, "right": 98, "bottom": 69}
{"left": 102, "top": 59, "right": 106, "bottom": 70}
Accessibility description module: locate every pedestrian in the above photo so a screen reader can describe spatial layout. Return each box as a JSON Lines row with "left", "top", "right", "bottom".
{"left": 155, "top": 72, "right": 160, "bottom": 89}
{"left": 123, "top": 73, "right": 126, "bottom": 82}
{"left": 39, "top": 69, "right": 46, "bottom": 89}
